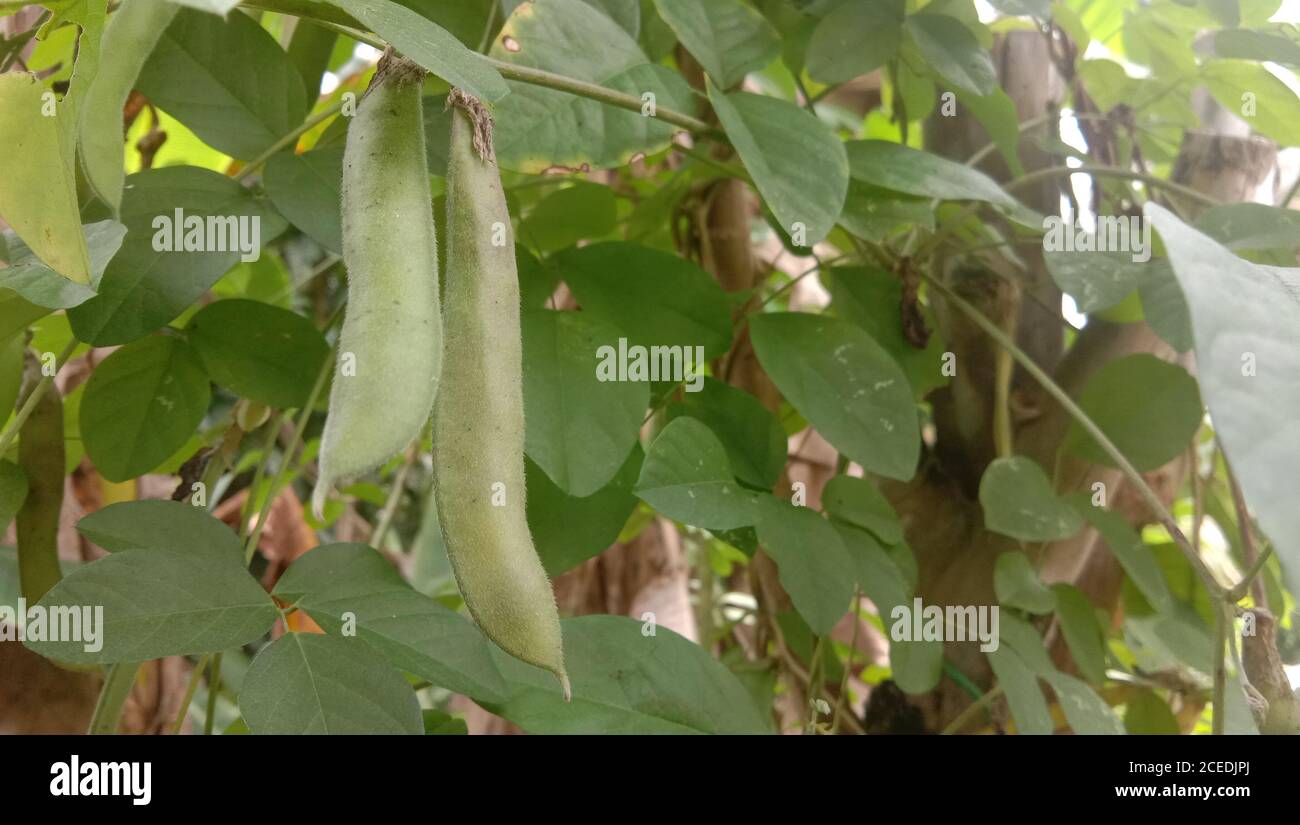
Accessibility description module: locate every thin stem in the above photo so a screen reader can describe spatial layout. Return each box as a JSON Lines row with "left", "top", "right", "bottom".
{"left": 1003, "top": 164, "right": 1221, "bottom": 209}
{"left": 88, "top": 662, "right": 140, "bottom": 735}
{"left": 370, "top": 445, "right": 417, "bottom": 550}
{"left": 482, "top": 56, "right": 715, "bottom": 135}
{"left": 234, "top": 98, "right": 345, "bottom": 183}
{"left": 475, "top": 0, "right": 499, "bottom": 53}
{"left": 940, "top": 684, "right": 1004, "bottom": 735}
{"left": 1279, "top": 168, "right": 1300, "bottom": 208}
{"left": 830, "top": 590, "right": 861, "bottom": 735}
{"left": 922, "top": 272, "right": 1225, "bottom": 600}
{"left": 803, "top": 634, "right": 826, "bottom": 734}
{"left": 238, "top": 411, "right": 289, "bottom": 539}
{"left": 204, "top": 653, "right": 222, "bottom": 735}
{"left": 0, "top": 338, "right": 77, "bottom": 457}
{"left": 1225, "top": 463, "right": 1268, "bottom": 608}
{"left": 1228, "top": 546, "right": 1274, "bottom": 604}
{"left": 1211, "top": 604, "right": 1227, "bottom": 735}
{"left": 170, "top": 654, "right": 211, "bottom": 734}
{"left": 243, "top": 349, "right": 333, "bottom": 565}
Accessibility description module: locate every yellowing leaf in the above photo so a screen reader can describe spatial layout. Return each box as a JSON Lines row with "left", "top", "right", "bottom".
{"left": 0, "top": 74, "right": 91, "bottom": 284}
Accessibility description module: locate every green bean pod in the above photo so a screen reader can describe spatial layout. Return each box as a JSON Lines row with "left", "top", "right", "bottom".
{"left": 434, "top": 90, "right": 568, "bottom": 698}
{"left": 311, "top": 54, "right": 441, "bottom": 518}
{"left": 16, "top": 351, "right": 64, "bottom": 603}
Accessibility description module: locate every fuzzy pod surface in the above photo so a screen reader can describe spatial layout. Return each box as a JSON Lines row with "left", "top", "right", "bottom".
{"left": 434, "top": 90, "right": 568, "bottom": 698}
{"left": 312, "top": 54, "right": 441, "bottom": 518}
{"left": 16, "top": 353, "right": 64, "bottom": 603}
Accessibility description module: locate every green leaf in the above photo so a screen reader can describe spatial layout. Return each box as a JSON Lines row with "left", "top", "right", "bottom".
{"left": 822, "top": 475, "right": 902, "bottom": 545}
{"left": 68, "top": 166, "right": 288, "bottom": 346}
{"left": 1076, "top": 501, "right": 1173, "bottom": 613}
{"left": 0, "top": 220, "right": 125, "bottom": 309}
{"left": 1138, "top": 262, "right": 1193, "bottom": 353}
{"left": 1045, "top": 672, "right": 1125, "bottom": 734}
{"left": 520, "top": 182, "right": 617, "bottom": 253}
{"left": 0, "top": 332, "right": 22, "bottom": 425}
{"left": 557, "top": 242, "right": 733, "bottom": 359}
{"left": 168, "top": 0, "right": 243, "bottom": 13}
{"left": 994, "top": 552, "right": 1057, "bottom": 614}
{"left": 25, "top": 539, "right": 276, "bottom": 664}
{"left": 1124, "top": 689, "right": 1181, "bottom": 734}
{"left": 186, "top": 299, "right": 330, "bottom": 409}
{"left": 832, "top": 522, "right": 910, "bottom": 618}
{"left": 135, "top": 7, "right": 307, "bottom": 160}
{"left": 1147, "top": 203, "right": 1300, "bottom": 596}
{"left": 273, "top": 542, "right": 508, "bottom": 702}
{"left": 666, "top": 378, "right": 786, "bottom": 490}
{"left": 845, "top": 140, "right": 1016, "bottom": 206}
{"left": 422, "top": 708, "right": 469, "bottom": 735}
{"left": 1213, "top": 28, "right": 1300, "bottom": 66}
{"left": 754, "top": 495, "right": 857, "bottom": 635}
{"left": 480, "top": 614, "right": 771, "bottom": 733}
{"left": 79, "top": 336, "right": 212, "bottom": 482}
{"left": 403, "top": 0, "right": 498, "bottom": 45}
{"left": 1197, "top": 202, "right": 1300, "bottom": 250}
{"left": 263, "top": 146, "right": 344, "bottom": 254}
{"left": 652, "top": 0, "right": 779, "bottom": 88}
{"left": 979, "top": 457, "right": 1084, "bottom": 542}
{"left": 529, "top": 447, "right": 643, "bottom": 575}
{"left": 956, "top": 87, "right": 1025, "bottom": 177}
{"left": 79, "top": 0, "right": 178, "bottom": 212}
{"left": 750, "top": 312, "right": 920, "bottom": 481}
{"left": 988, "top": 645, "right": 1053, "bottom": 734}
{"left": 0, "top": 460, "right": 28, "bottom": 533}
{"left": 1202, "top": 59, "right": 1300, "bottom": 146}
{"left": 634, "top": 416, "right": 760, "bottom": 529}
{"left": 905, "top": 13, "right": 997, "bottom": 96}
{"left": 328, "top": 0, "right": 507, "bottom": 102}
{"left": 838, "top": 184, "right": 935, "bottom": 242}
{"left": 1051, "top": 583, "right": 1107, "bottom": 683}
{"left": 490, "top": 0, "right": 696, "bottom": 172}
{"left": 708, "top": 89, "right": 849, "bottom": 245}
{"left": 0, "top": 73, "right": 91, "bottom": 284}
{"left": 76, "top": 500, "right": 242, "bottom": 562}
{"left": 806, "top": 0, "right": 903, "bottom": 84}
{"left": 986, "top": 0, "right": 1051, "bottom": 16}
{"left": 824, "top": 266, "right": 948, "bottom": 399}
{"left": 240, "top": 632, "right": 423, "bottom": 734}
{"left": 891, "top": 630, "right": 944, "bottom": 695}
{"left": 1066, "top": 354, "right": 1202, "bottom": 472}
{"left": 1044, "top": 249, "right": 1153, "bottom": 314}
{"left": 522, "top": 310, "right": 648, "bottom": 497}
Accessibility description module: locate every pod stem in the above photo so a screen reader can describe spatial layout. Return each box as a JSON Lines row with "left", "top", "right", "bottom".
{"left": 447, "top": 87, "right": 496, "bottom": 163}
{"left": 368, "top": 47, "right": 427, "bottom": 95}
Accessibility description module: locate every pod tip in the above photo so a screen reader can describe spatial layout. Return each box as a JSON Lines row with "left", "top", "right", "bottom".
{"left": 309, "top": 480, "right": 330, "bottom": 522}
{"left": 558, "top": 672, "right": 572, "bottom": 703}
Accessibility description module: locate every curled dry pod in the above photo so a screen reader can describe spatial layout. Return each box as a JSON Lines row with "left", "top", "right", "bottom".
{"left": 15, "top": 350, "right": 64, "bottom": 603}
{"left": 311, "top": 53, "right": 441, "bottom": 518}
{"left": 434, "top": 90, "right": 569, "bottom": 699}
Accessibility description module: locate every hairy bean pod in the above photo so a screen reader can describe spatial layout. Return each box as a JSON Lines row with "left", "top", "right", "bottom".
{"left": 434, "top": 90, "right": 568, "bottom": 698}
{"left": 16, "top": 351, "right": 64, "bottom": 603}
{"left": 311, "top": 54, "right": 441, "bottom": 518}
